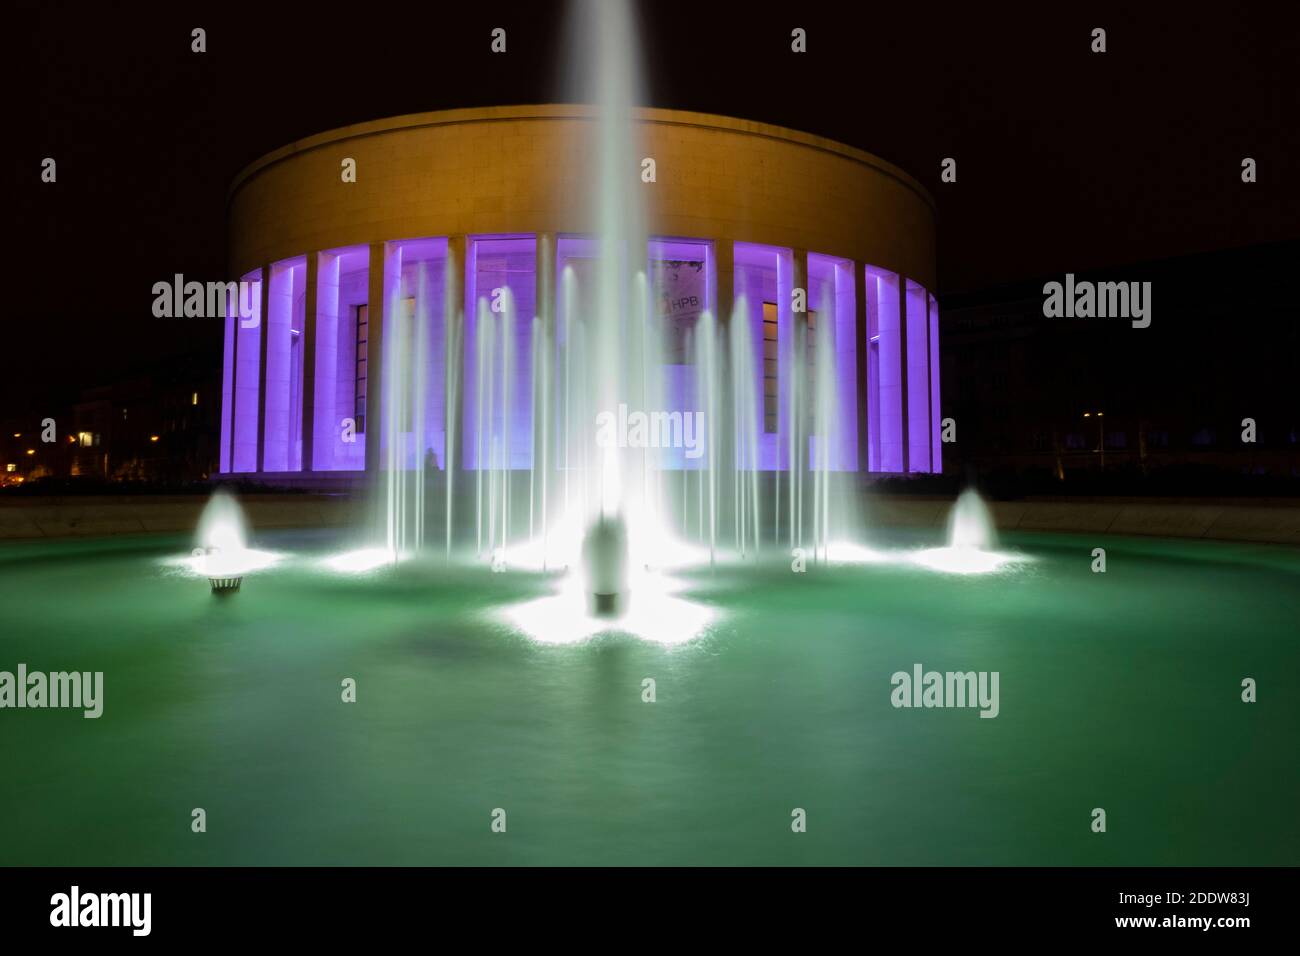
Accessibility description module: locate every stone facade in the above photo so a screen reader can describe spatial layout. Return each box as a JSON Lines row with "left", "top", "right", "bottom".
{"left": 222, "top": 105, "right": 941, "bottom": 481}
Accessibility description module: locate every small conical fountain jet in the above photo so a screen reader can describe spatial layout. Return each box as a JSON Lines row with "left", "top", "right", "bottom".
{"left": 195, "top": 489, "right": 251, "bottom": 594}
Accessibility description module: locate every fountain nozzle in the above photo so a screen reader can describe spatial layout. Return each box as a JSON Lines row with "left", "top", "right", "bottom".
{"left": 581, "top": 512, "right": 629, "bottom": 617}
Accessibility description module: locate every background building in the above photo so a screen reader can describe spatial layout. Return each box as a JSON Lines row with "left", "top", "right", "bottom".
{"left": 219, "top": 105, "right": 941, "bottom": 486}
{"left": 1, "top": 355, "right": 220, "bottom": 488}
{"left": 940, "top": 241, "right": 1300, "bottom": 494}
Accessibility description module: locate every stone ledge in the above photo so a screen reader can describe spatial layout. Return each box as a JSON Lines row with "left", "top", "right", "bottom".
{"left": 1, "top": 495, "right": 1297, "bottom": 545}
{"left": 0, "top": 496, "right": 354, "bottom": 540}
{"left": 866, "top": 497, "right": 1300, "bottom": 546}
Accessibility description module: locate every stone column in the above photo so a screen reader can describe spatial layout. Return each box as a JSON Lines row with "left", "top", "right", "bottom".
{"left": 364, "top": 241, "right": 389, "bottom": 477}
{"left": 226, "top": 279, "right": 241, "bottom": 471}
{"left": 300, "top": 252, "right": 318, "bottom": 473}
{"left": 926, "top": 293, "right": 937, "bottom": 475}
{"left": 791, "top": 248, "right": 808, "bottom": 334}
{"left": 898, "top": 273, "right": 910, "bottom": 475}
{"left": 255, "top": 264, "right": 270, "bottom": 474}
{"left": 712, "top": 237, "right": 734, "bottom": 325}
{"left": 792, "top": 248, "right": 808, "bottom": 479}
{"left": 444, "top": 235, "right": 467, "bottom": 479}
{"left": 854, "top": 261, "right": 870, "bottom": 474}
{"left": 712, "top": 237, "right": 737, "bottom": 525}
{"left": 535, "top": 232, "right": 556, "bottom": 335}
{"left": 534, "top": 232, "right": 555, "bottom": 479}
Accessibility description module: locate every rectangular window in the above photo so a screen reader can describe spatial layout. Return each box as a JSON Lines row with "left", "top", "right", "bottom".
{"left": 355, "top": 303, "right": 369, "bottom": 434}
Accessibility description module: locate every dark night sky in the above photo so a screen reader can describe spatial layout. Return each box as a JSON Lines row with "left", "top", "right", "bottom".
{"left": 9, "top": 0, "right": 1298, "bottom": 414}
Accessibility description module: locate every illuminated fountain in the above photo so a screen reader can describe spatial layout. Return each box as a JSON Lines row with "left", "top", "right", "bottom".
{"left": 914, "top": 488, "right": 1020, "bottom": 574}
{"left": 343, "top": 0, "right": 879, "bottom": 638}
{"left": 948, "top": 487, "right": 997, "bottom": 551}
{"left": 300, "top": 0, "right": 958, "bottom": 639}
{"left": 190, "top": 489, "right": 279, "bottom": 592}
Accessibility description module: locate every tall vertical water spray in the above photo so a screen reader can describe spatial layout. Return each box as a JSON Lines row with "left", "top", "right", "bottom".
{"left": 359, "top": 0, "right": 869, "bottom": 586}
{"left": 574, "top": 0, "right": 652, "bottom": 602}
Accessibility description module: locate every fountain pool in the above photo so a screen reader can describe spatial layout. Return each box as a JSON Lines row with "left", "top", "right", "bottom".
{"left": 0, "top": 527, "right": 1296, "bottom": 865}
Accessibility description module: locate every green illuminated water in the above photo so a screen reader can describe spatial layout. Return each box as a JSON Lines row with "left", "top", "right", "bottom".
{"left": 0, "top": 529, "right": 1296, "bottom": 865}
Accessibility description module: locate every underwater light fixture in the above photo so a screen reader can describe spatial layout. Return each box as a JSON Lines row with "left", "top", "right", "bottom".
{"left": 208, "top": 571, "right": 243, "bottom": 594}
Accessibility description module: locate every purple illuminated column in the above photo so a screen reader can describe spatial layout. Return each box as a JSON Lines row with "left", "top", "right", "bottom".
{"left": 929, "top": 293, "right": 941, "bottom": 474}
{"left": 833, "top": 259, "right": 858, "bottom": 470}
{"left": 460, "top": 237, "right": 477, "bottom": 472}
{"left": 231, "top": 270, "right": 262, "bottom": 473}
{"left": 535, "top": 232, "right": 555, "bottom": 479}
{"left": 445, "top": 235, "right": 467, "bottom": 478}
{"left": 809, "top": 254, "right": 859, "bottom": 471}
{"left": 712, "top": 238, "right": 736, "bottom": 478}
{"left": 364, "top": 241, "right": 393, "bottom": 476}
{"left": 261, "top": 259, "right": 299, "bottom": 473}
{"left": 905, "top": 280, "right": 931, "bottom": 473}
{"left": 775, "top": 248, "right": 795, "bottom": 471}
{"left": 792, "top": 248, "right": 808, "bottom": 475}
{"left": 310, "top": 252, "right": 339, "bottom": 472}
{"left": 867, "top": 267, "right": 904, "bottom": 473}
{"left": 220, "top": 286, "right": 235, "bottom": 473}
{"left": 300, "top": 254, "right": 318, "bottom": 473}
{"left": 854, "top": 261, "right": 870, "bottom": 473}
{"left": 255, "top": 268, "right": 271, "bottom": 473}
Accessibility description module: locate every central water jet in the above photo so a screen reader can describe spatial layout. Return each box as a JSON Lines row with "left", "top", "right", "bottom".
{"left": 581, "top": 512, "right": 628, "bottom": 615}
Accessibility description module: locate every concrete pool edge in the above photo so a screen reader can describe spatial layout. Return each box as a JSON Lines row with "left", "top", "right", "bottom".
{"left": 0, "top": 495, "right": 359, "bottom": 541}
{"left": 1, "top": 494, "right": 1298, "bottom": 546}
{"left": 865, "top": 496, "right": 1300, "bottom": 547}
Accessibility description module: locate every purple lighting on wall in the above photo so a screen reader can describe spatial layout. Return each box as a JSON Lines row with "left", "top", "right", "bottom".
{"left": 734, "top": 241, "right": 790, "bottom": 471}
{"left": 229, "top": 269, "right": 261, "bottom": 473}
{"left": 312, "top": 245, "right": 369, "bottom": 471}
{"left": 905, "top": 279, "right": 931, "bottom": 473}
{"left": 218, "top": 237, "right": 940, "bottom": 480}
{"left": 648, "top": 236, "right": 710, "bottom": 470}
{"left": 392, "top": 237, "right": 450, "bottom": 471}
{"left": 262, "top": 256, "right": 306, "bottom": 473}
{"left": 808, "top": 252, "right": 858, "bottom": 471}
{"left": 220, "top": 287, "right": 236, "bottom": 474}
{"left": 462, "top": 235, "right": 536, "bottom": 470}
{"left": 865, "top": 265, "right": 903, "bottom": 472}
{"left": 929, "top": 292, "right": 942, "bottom": 474}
